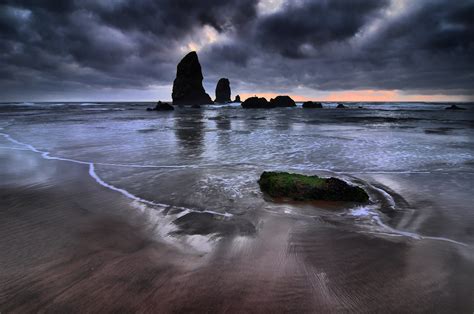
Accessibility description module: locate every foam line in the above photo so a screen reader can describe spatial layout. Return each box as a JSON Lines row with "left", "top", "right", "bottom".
{"left": 370, "top": 212, "right": 468, "bottom": 247}
{"left": 369, "top": 185, "right": 396, "bottom": 209}
{"left": 348, "top": 202, "right": 469, "bottom": 247}
{"left": 0, "top": 132, "right": 232, "bottom": 218}
{"left": 0, "top": 132, "right": 468, "bottom": 245}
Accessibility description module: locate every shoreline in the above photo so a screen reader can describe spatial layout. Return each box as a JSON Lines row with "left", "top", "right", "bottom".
{"left": 1, "top": 130, "right": 474, "bottom": 311}
{"left": 1, "top": 131, "right": 469, "bottom": 248}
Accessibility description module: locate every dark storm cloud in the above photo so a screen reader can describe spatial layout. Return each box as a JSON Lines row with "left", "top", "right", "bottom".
{"left": 0, "top": 0, "right": 473, "bottom": 101}
{"left": 0, "top": 0, "right": 259, "bottom": 99}
{"left": 255, "top": 0, "right": 389, "bottom": 58}
{"left": 203, "top": 0, "right": 474, "bottom": 97}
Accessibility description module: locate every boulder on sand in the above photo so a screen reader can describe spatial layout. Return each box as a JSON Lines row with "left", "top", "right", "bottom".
{"left": 302, "top": 101, "right": 323, "bottom": 109}
{"left": 215, "top": 78, "right": 231, "bottom": 103}
{"left": 445, "top": 104, "right": 466, "bottom": 110}
{"left": 270, "top": 95, "right": 296, "bottom": 107}
{"left": 172, "top": 51, "right": 213, "bottom": 106}
{"left": 147, "top": 101, "right": 174, "bottom": 111}
{"left": 241, "top": 97, "right": 274, "bottom": 109}
{"left": 258, "top": 171, "right": 369, "bottom": 203}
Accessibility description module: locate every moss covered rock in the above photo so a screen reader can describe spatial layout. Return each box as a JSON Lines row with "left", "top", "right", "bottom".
{"left": 258, "top": 171, "right": 369, "bottom": 203}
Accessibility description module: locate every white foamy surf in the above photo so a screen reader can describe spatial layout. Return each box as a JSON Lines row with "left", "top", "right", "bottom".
{"left": 0, "top": 132, "right": 469, "bottom": 248}
{"left": 349, "top": 205, "right": 468, "bottom": 247}
{"left": 0, "top": 132, "right": 232, "bottom": 219}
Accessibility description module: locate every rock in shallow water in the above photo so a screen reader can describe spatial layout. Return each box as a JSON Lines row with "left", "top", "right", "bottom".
{"left": 241, "top": 96, "right": 273, "bottom": 109}
{"left": 445, "top": 104, "right": 466, "bottom": 110}
{"left": 270, "top": 95, "right": 296, "bottom": 107}
{"left": 147, "top": 101, "right": 174, "bottom": 111}
{"left": 172, "top": 51, "right": 213, "bottom": 106}
{"left": 302, "top": 101, "right": 323, "bottom": 109}
{"left": 258, "top": 171, "right": 369, "bottom": 203}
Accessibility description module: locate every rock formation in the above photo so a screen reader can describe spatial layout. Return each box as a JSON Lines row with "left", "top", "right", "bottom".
{"left": 172, "top": 51, "right": 213, "bottom": 106}
{"left": 258, "top": 171, "right": 369, "bottom": 203}
{"left": 147, "top": 101, "right": 174, "bottom": 111}
{"left": 445, "top": 104, "right": 466, "bottom": 110}
{"left": 302, "top": 101, "right": 323, "bottom": 109}
{"left": 241, "top": 97, "right": 274, "bottom": 109}
{"left": 269, "top": 95, "right": 296, "bottom": 107}
{"left": 215, "top": 78, "right": 231, "bottom": 103}
{"left": 234, "top": 95, "right": 241, "bottom": 102}
{"left": 336, "top": 103, "right": 347, "bottom": 109}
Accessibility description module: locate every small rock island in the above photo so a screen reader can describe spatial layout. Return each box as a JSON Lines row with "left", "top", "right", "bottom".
{"left": 258, "top": 171, "right": 369, "bottom": 203}
{"left": 269, "top": 95, "right": 296, "bottom": 107}
{"left": 241, "top": 96, "right": 272, "bottom": 109}
{"left": 445, "top": 104, "right": 466, "bottom": 110}
{"left": 303, "top": 101, "right": 323, "bottom": 109}
{"left": 147, "top": 101, "right": 174, "bottom": 111}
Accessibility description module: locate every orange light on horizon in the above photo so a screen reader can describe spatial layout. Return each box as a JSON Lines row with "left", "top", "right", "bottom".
{"left": 239, "top": 90, "right": 467, "bottom": 102}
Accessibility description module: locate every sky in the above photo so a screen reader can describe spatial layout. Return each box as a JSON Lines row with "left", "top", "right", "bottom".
{"left": 0, "top": 0, "right": 473, "bottom": 102}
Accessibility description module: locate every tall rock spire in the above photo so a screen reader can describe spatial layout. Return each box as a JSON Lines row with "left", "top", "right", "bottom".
{"left": 215, "top": 78, "right": 231, "bottom": 103}
{"left": 172, "top": 51, "right": 213, "bottom": 105}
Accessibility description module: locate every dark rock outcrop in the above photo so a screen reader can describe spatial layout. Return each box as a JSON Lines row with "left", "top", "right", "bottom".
{"left": 302, "top": 101, "right": 323, "bottom": 109}
{"left": 147, "top": 101, "right": 174, "bottom": 111}
{"left": 270, "top": 95, "right": 296, "bottom": 107}
{"left": 445, "top": 104, "right": 466, "bottom": 110}
{"left": 241, "top": 97, "right": 274, "bottom": 109}
{"left": 258, "top": 171, "right": 369, "bottom": 203}
{"left": 234, "top": 95, "right": 241, "bottom": 102}
{"left": 336, "top": 103, "right": 347, "bottom": 109}
{"left": 191, "top": 104, "right": 201, "bottom": 109}
{"left": 172, "top": 51, "right": 213, "bottom": 106}
{"left": 215, "top": 78, "right": 231, "bottom": 103}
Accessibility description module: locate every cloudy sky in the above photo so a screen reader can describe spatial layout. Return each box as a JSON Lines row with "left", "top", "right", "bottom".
{"left": 1, "top": 0, "right": 473, "bottom": 102}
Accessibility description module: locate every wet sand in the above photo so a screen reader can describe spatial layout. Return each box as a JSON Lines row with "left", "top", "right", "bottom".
{"left": 1, "top": 146, "right": 474, "bottom": 312}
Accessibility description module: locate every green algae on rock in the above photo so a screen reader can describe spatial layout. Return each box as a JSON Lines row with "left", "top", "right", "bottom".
{"left": 258, "top": 171, "right": 369, "bottom": 203}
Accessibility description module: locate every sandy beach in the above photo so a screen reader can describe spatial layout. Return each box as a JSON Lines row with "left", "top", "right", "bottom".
{"left": 1, "top": 126, "right": 473, "bottom": 312}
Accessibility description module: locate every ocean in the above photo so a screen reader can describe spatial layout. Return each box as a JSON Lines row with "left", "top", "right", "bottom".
{"left": 1, "top": 101, "right": 473, "bottom": 312}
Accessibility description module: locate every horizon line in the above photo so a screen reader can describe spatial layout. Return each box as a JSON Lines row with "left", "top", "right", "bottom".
{"left": 1, "top": 100, "right": 472, "bottom": 104}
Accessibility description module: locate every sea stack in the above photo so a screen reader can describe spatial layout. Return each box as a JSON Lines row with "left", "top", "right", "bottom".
{"left": 172, "top": 51, "right": 213, "bottom": 106}
{"left": 234, "top": 95, "right": 241, "bottom": 102}
{"left": 215, "top": 78, "right": 231, "bottom": 103}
